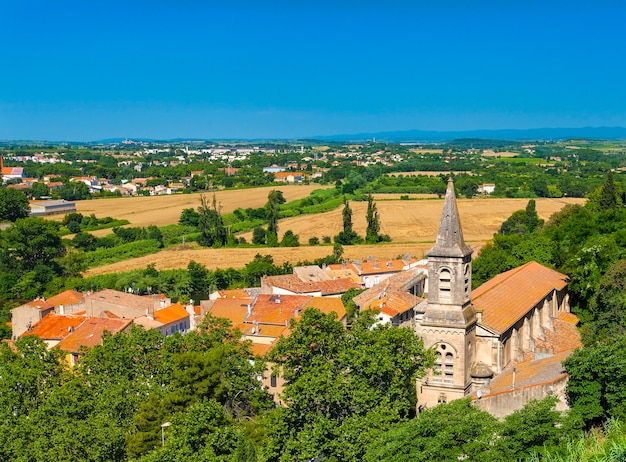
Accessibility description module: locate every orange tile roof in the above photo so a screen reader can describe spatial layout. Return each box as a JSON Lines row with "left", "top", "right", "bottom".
{"left": 215, "top": 289, "right": 255, "bottom": 299}
{"left": 304, "top": 297, "right": 346, "bottom": 320}
{"left": 248, "top": 295, "right": 311, "bottom": 325}
{"left": 263, "top": 274, "right": 320, "bottom": 294}
{"left": 250, "top": 342, "right": 275, "bottom": 357}
{"left": 47, "top": 290, "right": 84, "bottom": 307}
{"left": 317, "top": 279, "right": 361, "bottom": 295}
{"left": 558, "top": 311, "right": 580, "bottom": 325}
{"left": 23, "top": 314, "right": 85, "bottom": 340}
{"left": 535, "top": 318, "right": 582, "bottom": 354}
{"left": 18, "top": 298, "right": 54, "bottom": 312}
{"left": 472, "top": 261, "right": 569, "bottom": 334}
{"left": 477, "top": 351, "right": 571, "bottom": 398}
{"left": 356, "top": 258, "right": 416, "bottom": 275}
{"left": 362, "top": 290, "right": 419, "bottom": 317}
{"left": 87, "top": 289, "right": 155, "bottom": 310}
{"left": 57, "top": 318, "right": 132, "bottom": 353}
{"left": 264, "top": 274, "right": 360, "bottom": 295}
{"left": 248, "top": 325, "right": 290, "bottom": 337}
{"left": 207, "top": 298, "right": 250, "bottom": 326}
{"left": 154, "top": 303, "right": 189, "bottom": 324}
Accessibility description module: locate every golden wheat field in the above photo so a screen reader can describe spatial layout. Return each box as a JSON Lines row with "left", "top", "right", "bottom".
{"left": 81, "top": 194, "right": 585, "bottom": 277}
{"left": 66, "top": 185, "right": 330, "bottom": 237}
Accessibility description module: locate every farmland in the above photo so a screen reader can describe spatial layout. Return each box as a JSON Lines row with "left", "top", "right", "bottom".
{"left": 83, "top": 195, "right": 585, "bottom": 276}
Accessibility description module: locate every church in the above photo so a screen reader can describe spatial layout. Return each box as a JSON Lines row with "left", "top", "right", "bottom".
{"left": 415, "top": 179, "right": 581, "bottom": 418}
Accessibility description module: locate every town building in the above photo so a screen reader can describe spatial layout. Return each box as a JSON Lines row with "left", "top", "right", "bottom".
{"left": 415, "top": 179, "right": 580, "bottom": 417}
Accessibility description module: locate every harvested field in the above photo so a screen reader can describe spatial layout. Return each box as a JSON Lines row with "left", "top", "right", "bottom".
{"left": 59, "top": 185, "right": 329, "bottom": 236}
{"left": 238, "top": 197, "right": 586, "bottom": 244}
{"left": 84, "top": 196, "right": 585, "bottom": 276}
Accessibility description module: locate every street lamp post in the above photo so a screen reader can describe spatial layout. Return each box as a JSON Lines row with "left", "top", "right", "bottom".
{"left": 161, "top": 421, "right": 171, "bottom": 447}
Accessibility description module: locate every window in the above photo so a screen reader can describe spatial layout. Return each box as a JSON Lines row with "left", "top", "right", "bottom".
{"left": 439, "top": 269, "right": 451, "bottom": 301}
{"left": 270, "top": 374, "right": 277, "bottom": 388}
{"left": 433, "top": 344, "right": 454, "bottom": 384}
{"left": 464, "top": 264, "right": 470, "bottom": 299}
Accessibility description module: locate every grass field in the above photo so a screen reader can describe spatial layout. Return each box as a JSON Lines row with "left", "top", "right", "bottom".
{"left": 82, "top": 195, "right": 586, "bottom": 277}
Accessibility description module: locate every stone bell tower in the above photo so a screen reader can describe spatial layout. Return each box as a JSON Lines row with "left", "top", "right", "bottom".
{"left": 417, "top": 178, "right": 477, "bottom": 408}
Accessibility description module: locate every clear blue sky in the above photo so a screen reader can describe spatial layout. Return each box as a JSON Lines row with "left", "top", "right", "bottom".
{"left": 1, "top": 0, "right": 625, "bottom": 140}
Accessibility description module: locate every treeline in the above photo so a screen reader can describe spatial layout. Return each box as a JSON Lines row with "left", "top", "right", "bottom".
{"left": 3, "top": 307, "right": 624, "bottom": 461}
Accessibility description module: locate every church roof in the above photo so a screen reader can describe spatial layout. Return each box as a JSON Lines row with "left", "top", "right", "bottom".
{"left": 472, "top": 261, "right": 569, "bottom": 334}
{"left": 427, "top": 178, "right": 473, "bottom": 258}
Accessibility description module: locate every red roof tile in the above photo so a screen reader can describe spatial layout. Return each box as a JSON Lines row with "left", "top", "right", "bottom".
{"left": 57, "top": 318, "right": 132, "bottom": 353}
{"left": 248, "top": 295, "right": 311, "bottom": 325}
{"left": 47, "top": 290, "right": 84, "bottom": 307}
{"left": 477, "top": 351, "right": 571, "bottom": 397}
{"left": 154, "top": 303, "right": 189, "bottom": 324}
{"left": 472, "top": 261, "right": 569, "bottom": 334}
{"left": 304, "top": 297, "right": 346, "bottom": 320}
{"left": 22, "top": 314, "right": 85, "bottom": 340}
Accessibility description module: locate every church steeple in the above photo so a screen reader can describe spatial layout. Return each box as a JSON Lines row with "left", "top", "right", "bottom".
{"left": 427, "top": 178, "right": 473, "bottom": 259}
{"left": 417, "top": 177, "right": 477, "bottom": 408}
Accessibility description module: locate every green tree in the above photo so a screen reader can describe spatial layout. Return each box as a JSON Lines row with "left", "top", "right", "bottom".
{"left": 252, "top": 226, "right": 266, "bottom": 245}
{"left": 59, "top": 180, "right": 90, "bottom": 200}
{"left": 1, "top": 217, "right": 65, "bottom": 273}
{"left": 197, "top": 194, "right": 227, "bottom": 248}
{"left": 279, "top": 230, "right": 300, "bottom": 247}
{"left": 179, "top": 208, "right": 200, "bottom": 227}
{"left": 494, "top": 397, "right": 564, "bottom": 459}
{"left": 0, "top": 187, "right": 30, "bottom": 222}
{"left": 564, "top": 336, "right": 626, "bottom": 428}
{"left": 334, "top": 197, "right": 361, "bottom": 245}
{"left": 365, "top": 193, "right": 381, "bottom": 243}
{"left": 265, "top": 309, "right": 433, "bottom": 461}
{"left": 363, "top": 399, "right": 499, "bottom": 462}
{"left": 600, "top": 170, "right": 619, "bottom": 210}
{"left": 265, "top": 190, "right": 285, "bottom": 247}
{"left": 30, "top": 182, "right": 50, "bottom": 200}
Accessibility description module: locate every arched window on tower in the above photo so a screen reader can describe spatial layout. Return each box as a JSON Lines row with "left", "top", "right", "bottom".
{"left": 463, "top": 263, "right": 471, "bottom": 300}
{"left": 432, "top": 344, "right": 454, "bottom": 384}
{"left": 439, "top": 268, "right": 451, "bottom": 301}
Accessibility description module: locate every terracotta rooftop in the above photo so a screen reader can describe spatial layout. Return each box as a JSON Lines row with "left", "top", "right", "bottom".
{"left": 86, "top": 289, "right": 155, "bottom": 310}
{"left": 472, "top": 261, "right": 569, "bottom": 334}
{"left": 362, "top": 290, "right": 419, "bottom": 317}
{"left": 250, "top": 342, "right": 274, "bottom": 357}
{"left": 247, "top": 295, "right": 312, "bottom": 325}
{"left": 304, "top": 297, "right": 346, "bottom": 320}
{"left": 263, "top": 274, "right": 320, "bottom": 294}
{"left": 558, "top": 311, "right": 580, "bottom": 325}
{"left": 263, "top": 274, "right": 360, "bottom": 296}
{"left": 207, "top": 298, "right": 250, "bottom": 330}
{"left": 23, "top": 314, "right": 85, "bottom": 340}
{"left": 214, "top": 288, "right": 255, "bottom": 300}
{"left": 535, "top": 318, "right": 582, "bottom": 354}
{"left": 47, "top": 290, "right": 85, "bottom": 307}
{"left": 154, "top": 303, "right": 189, "bottom": 324}
{"left": 57, "top": 318, "right": 132, "bottom": 353}
{"left": 354, "top": 257, "right": 417, "bottom": 276}
{"left": 477, "top": 350, "right": 571, "bottom": 398}
{"left": 382, "top": 269, "right": 427, "bottom": 291}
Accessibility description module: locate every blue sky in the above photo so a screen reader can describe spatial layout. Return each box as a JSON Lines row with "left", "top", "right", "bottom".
{"left": 1, "top": 0, "right": 625, "bottom": 140}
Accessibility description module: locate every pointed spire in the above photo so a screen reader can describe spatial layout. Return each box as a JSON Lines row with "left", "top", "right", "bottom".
{"left": 427, "top": 178, "right": 473, "bottom": 258}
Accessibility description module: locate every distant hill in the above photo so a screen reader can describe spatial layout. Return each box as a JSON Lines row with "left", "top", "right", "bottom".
{"left": 312, "top": 127, "right": 626, "bottom": 142}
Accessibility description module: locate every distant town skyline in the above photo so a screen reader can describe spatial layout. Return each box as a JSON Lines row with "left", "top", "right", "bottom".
{"left": 2, "top": 0, "right": 625, "bottom": 141}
